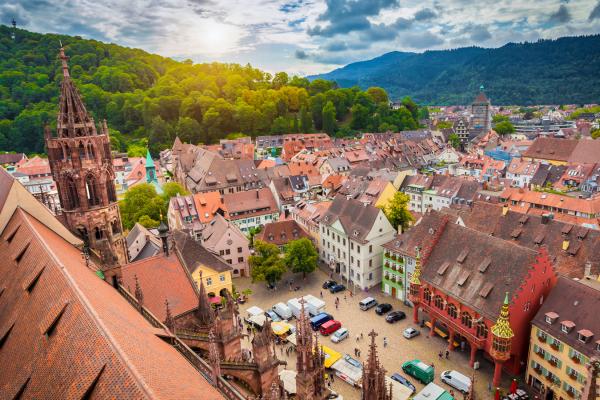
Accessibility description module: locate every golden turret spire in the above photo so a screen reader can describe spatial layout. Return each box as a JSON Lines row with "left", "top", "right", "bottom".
{"left": 491, "top": 292, "right": 514, "bottom": 339}
{"left": 410, "top": 247, "right": 421, "bottom": 285}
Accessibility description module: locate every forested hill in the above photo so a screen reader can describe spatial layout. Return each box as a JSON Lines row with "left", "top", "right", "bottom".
{"left": 310, "top": 35, "right": 600, "bottom": 105}
{"left": 0, "top": 26, "right": 424, "bottom": 155}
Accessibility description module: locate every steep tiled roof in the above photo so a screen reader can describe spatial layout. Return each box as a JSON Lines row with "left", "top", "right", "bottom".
{"left": 15, "top": 156, "right": 50, "bottom": 176}
{"left": 458, "top": 202, "right": 600, "bottom": 278}
{"left": 201, "top": 213, "right": 248, "bottom": 251}
{"left": 319, "top": 195, "right": 386, "bottom": 244}
{"left": 0, "top": 152, "right": 26, "bottom": 164}
{"left": 533, "top": 276, "right": 600, "bottom": 357}
{"left": 500, "top": 187, "right": 600, "bottom": 216}
{"left": 121, "top": 253, "right": 198, "bottom": 320}
{"left": 256, "top": 219, "right": 311, "bottom": 246}
{"left": 223, "top": 188, "right": 278, "bottom": 217}
{"left": 421, "top": 222, "right": 538, "bottom": 319}
{"left": 173, "top": 230, "right": 233, "bottom": 274}
{"left": 193, "top": 191, "right": 228, "bottom": 223}
{"left": 522, "top": 137, "right": 578, "bottom": 162}
{"left": 382, "top": 211, "right": 454, "bottom": 256}
{"left": 0, "top": 209, "right": 223, "bottom": 399}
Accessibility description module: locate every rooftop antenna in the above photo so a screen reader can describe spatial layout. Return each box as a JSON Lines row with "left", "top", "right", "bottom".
{"left": 11, "top": 18, "right": 16, "bottom": 41}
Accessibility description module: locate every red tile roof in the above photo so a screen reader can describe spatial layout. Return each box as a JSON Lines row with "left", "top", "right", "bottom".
{"left": 0, "top": 208, "right": 223, "bottom": 399}
{"left": 256, "top": 219, "right": 311, "bottom": 246}
{"left": 121, "top": 253, "right": 199, "bottom": 320}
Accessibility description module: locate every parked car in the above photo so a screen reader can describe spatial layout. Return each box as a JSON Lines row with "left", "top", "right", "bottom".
{"left": 329, "top": 284, "right": 346, "bottom": 293}
{"left": 390, "top": 373, "right": 416, "bottom": 393}
{"left": 440, "top": 370, "right": 471, "bottom": 394}
{"left": 331, "top": 327, "right": 349, "bottom": 343}
{"left": 323, "top": 280, "right": 337, "bottom": 289}
{"left": 320, "top": 320, "right": 342, "bottom": 336}
{"left": 385, "top": 311, "right": 406, "bottom": 323}
{"left": 402, "top": 359, "right": 434, "bottom": 384}
{"left": 310, "top": 312, "right": 333, "bottom": 331}
{"left": 403, "top": 327, "right": 421, "bottom": 339}
{"left": 265, "top": 310, "right": 282, "bottom": 322}
{"left": 375, "top": 303, "right": 392, "bottom": 315}
{"left": 359, "top": 297, "right": 378, "bottom": 311}
{"left": 343, "top": 354, "right": 362, "bottom": 369}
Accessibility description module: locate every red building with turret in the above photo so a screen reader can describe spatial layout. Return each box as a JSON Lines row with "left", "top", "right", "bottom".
{"left": 408, "top": 216, "right": 557, "bottom": 387}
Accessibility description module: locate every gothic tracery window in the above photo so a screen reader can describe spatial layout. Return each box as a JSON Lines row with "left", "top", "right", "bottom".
{"left": 66, "top": 176, "right": 79, "bottom": 210}
{"left": 434, "top": 295, "right": 444, "bottom": 309}
{"left": 423, "top": 288, "right": 431, "bottom": 303}
{"left": 447, "top": 303, "right": 457, "bottom": 319}
{"left": 476, "top": 321, "right": 488, "bottom": 338}
{"left": 78, "top": 142, "right": 86, "bottom": 159}
{"left": 86, "top": 175, "right": 101, "bottom": 206}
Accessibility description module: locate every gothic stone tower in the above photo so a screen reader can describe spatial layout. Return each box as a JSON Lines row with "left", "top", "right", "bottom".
{"left": 45, "top": 47, "right": 128, "bottom": 280}
{"left": 362, "top": 330, "right": 392, "bottom": 400}
{"left": 295, "top": 300, "right": 328, "bottom": 400}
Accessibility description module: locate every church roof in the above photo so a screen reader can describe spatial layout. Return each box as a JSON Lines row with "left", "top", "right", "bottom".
{"left": 0, "top": 208, "right": 223, "bottom": 399}
{"left": 145, "top": 149, "right": 154, "bottom": 168}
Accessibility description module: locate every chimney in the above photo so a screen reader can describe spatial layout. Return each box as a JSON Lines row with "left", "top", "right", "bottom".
{"left": 541, "top": 214, "right": 549, "bottom": 224}
{"left": 256, "top": 190, "right": 259, "bottom": 199}
{"left": 584, "top": 262, "right": 592, "bottom": 278}
{"left": 502, "top": 204, "right": 509, "bottom": 216}
{"left": 562, "top": 240, "right": 569, "bottom": 251}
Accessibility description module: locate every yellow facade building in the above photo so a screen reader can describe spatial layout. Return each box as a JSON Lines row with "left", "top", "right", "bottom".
{"left": 173, "top": 230, "right": 233, "bottom": 298}
{"left": 526, "top": 277, "right": 600, "bottom": 399}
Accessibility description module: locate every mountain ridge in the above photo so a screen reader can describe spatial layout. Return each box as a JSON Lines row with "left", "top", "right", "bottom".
{"left": 309, "top": 35, "right": 600, "bottom": 105}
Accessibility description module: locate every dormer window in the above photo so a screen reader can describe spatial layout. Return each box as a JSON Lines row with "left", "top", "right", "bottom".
{"left": 545, "top": 312, "right": 559, "bottom": 325}
{"left": 561, "top": 321, "right": 575, "bottom": 334}
{"left": 577, "top": 329, "right": 593, "bottom": 343}
{"left": 595, "top": 340, "right": 600, "bottom": 352}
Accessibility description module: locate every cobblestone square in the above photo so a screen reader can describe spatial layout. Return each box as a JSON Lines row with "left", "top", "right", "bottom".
{"left": 235, "top": 267, "right": 515, "bottom": 399}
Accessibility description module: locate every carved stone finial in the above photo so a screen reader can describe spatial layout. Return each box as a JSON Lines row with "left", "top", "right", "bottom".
{"left": 134, "top": 274, "right": 143, "bottom": 307}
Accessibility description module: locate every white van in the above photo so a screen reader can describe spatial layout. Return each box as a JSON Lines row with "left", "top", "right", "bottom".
{"left": 359, "top": 297, "right": 378, "bottom": 311}
{"left": 440, "top": 370, "right": 472, "bottom": 393}
{"left": 272, "top": 302, "right": 292, "bottom": 320}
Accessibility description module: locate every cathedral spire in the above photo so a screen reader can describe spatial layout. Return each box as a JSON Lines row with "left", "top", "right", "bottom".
{"left": 362, "top": 329, "right": 391, "bottom": 400}
{"left": 56, "top": 47, "right": 95, "bottom": 138}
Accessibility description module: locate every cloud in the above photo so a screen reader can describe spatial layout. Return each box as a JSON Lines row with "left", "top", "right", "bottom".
{"left": 322, "top": 41, "right": 348, "bottom": 51}
{"left": 462, "top": 24, "right": 492, "bottom": 42}
{"left": 308, "top": 0, "right": 399, "bottom": 37}
{"left": 548, "top": 5, "right": 572, "bottom": 24}
{"left": 414, "top": 8, "right": 437, "bottom": 21}
{"left": 295, "top": 49, "right": 309, "bottom": 59}
{"left": 590, "top": 1, "right": 600, "bottom": 20}
{"left": 279, "top": 0, "right": 305, "bottom": 13}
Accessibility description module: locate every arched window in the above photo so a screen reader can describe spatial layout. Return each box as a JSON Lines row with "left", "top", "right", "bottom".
{"left": 434, "top": 295, "right": 444, "bottom": 309}
{"left": 107, "top": 181, "right": 117, "bottom": 203}
{"left": 423, "top": 288, "right": 431, "bottom": 303}
{"left": 476, "top": 321, "right": 488, "bottom": 338}
{"left": 78, "top": 142, "right": 86, "bottom": 159}
{"left": 111, "top": 220, "right": 121, "bottom": 235}
{"left": 447, "top": 304, "right": 458, "bottom": 319}
{"left": 77, "top": 227, "right": 88, "bottom": 241}
{"left": 87, "top": 143, "right": 95, "bottom": 160}
{"left": 65, "top": 176, "right": 79, "bottom": 210}
{"left": 61, "top": 144, "right": 68, "bottom": 160}
{"left": 94, "top": 227, "right": 104, "bottom": 240}
{"left": 85, "top": 175, "right": 101, "bottom": 206}
{"left": 461, "top": 311, "right": 473, "bottom": 329}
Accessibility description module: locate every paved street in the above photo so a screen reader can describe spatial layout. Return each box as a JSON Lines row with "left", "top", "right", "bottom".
{"left": 235, "top": 268, "right": 515, "bottom": 399}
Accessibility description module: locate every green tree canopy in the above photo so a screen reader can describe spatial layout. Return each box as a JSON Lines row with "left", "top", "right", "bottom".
{"left": 249, "top": 240, "right": 286, "bottom": 286}
{"left": 283, "top": 238, "right": 318, "bottom": 278}
{"left": 380, "top": 191, "right": 414, "bottom": 232}
{"left": 494, "top": 120, "right": 516, "bottom": 135}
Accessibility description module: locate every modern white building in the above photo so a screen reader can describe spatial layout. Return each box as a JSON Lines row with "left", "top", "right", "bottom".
{"left": 318, "top": 196, "right": 395, "bottom": 290}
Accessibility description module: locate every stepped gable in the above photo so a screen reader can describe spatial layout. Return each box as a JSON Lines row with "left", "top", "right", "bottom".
{"left": 0, "top": 207, "right": 223, "bottom": 399}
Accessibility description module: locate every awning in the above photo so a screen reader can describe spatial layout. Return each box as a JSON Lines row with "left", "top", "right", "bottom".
{"left": 209, "top": 296, "right": 221, "bottom": 304}
{"left": 272, "top": 321, "right": 293, "bottom": 336}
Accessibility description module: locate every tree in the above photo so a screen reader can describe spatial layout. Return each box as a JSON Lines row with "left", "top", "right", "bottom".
{"left": 436, "top": 121, "right": 453, "bottom": 129}
{"left": 249, "top": 240, "right": 286, "bottom": 287}
{"left": 119, "top": 183, "right": 165, "bottom": 230}
{"left": 366, "top": 87, "right": 388, "bottom": 105}
{"left": 322, "top": 101, "right": 337, "bottom": 135}
{"left": 494, "top": 120, "right": 515, "bottom": 135}
{"left": 283, "top": 238, "right": 318, "bottom": 278}
{"left": 592, "top": 128, "right": 600, "bottom": 139}
{"left": 299, "top": 106, "right": 312, "bottom": 132}
{"left": 448, "top": 133, "right": 461, "bottom": 149}
{"left": 161, "top": 182, "right": 188, "bottom": 207}
{"left": 272, "top": 72, "right": 289, "bottom": 89}
{"left": 492, "top": 114, "right": 509, "bottom": 124}
{"left": 380, "top": 191, "right": 413, "bottom": 232}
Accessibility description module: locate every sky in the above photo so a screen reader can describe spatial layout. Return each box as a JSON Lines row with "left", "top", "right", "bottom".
{"left": 3, "top": 0, "right": 600, "bottom": 75}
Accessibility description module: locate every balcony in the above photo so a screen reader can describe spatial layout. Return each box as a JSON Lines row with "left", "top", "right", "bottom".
{"left": 566, "top": 390, "right": 576, "bottom": 398}
{"left": 548, "top": 359, "right": 558, "bottom": 368}
{"left": 549, "top": 342, "right": 560, "bottom": 351}
{"left": 538, "top": 334, "right": 547, "bottom": 343}
{"left": 569, "top": 371, "right": 578, "bottom": 381}
{"left": 535, "top": 349, "right": 545, "bottom": 358}
{"left": 533, "top": 366, "right": 543, "bottom": 375}
{"left": 571, "top": 355, "right": 581, "bottom": 364}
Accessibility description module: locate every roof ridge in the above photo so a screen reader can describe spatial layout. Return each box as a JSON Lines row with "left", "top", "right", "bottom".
{"left": 18, "top": 208, "right": 157, "bottom": 399}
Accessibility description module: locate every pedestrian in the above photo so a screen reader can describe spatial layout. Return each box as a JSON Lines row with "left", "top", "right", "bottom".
{"left": 449, "top": 390, "right": 455, "bottom": 398}
{"left": 460, "top": 341, "right": 466, "bottom": 352}
{"left": 431, "top": 362, "right": 434, "bottom": 370}
{"left": 445, "top": 350, "right": 449, "bottom": 359}
{"left": 383, "top": 337, "right": 388, "bottom": 348}
{"left": 487, "top": 382, "right": 492, "bottom": 392}
{"left": 356, "top": 335, "right": 360, "bottom": 342}
{"left": 357, "top": 349, "right": 361, "bottom": 358}
{"left": 344, "top": 294, "right": 347, "bottom": 301}
{"left": 360, "top": 332, "right": 364, "bottom": 340}
{"left": 331, "top": 374, "right": 334, "bottom": 383}
{"left": 438, "top": 351, "right": 443, "bottom": 360}
{"left": 349, "top": 291, "right": 353, "bottom": 298}
{"left": 320, "top": 291, "right": 323, "bottom": 298}
{"left": 335, "top": 303, "right": 338, "bottom": 310}
{"left": 354, "top": 348, "right": 358, "bottom": 356}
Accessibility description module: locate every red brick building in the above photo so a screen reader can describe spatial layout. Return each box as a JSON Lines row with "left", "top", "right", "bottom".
{"left": 407, "top": 218, "right": 557, "bottom": 386}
